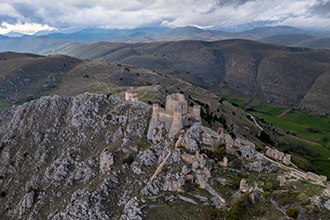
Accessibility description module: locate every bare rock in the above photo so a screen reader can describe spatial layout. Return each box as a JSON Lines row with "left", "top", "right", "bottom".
{"left": 137, "top": 149, "right": 157, "bottom": 166}
{"left": 240, "top": 145, "right": 258, "bottom": 160}
{"left": 219, "top": 156, "right": 228, "bottom": 167}
{"left": 100, "top": 150, "right": 114, "bottom": 175}
{"left": 239, "top": 178, "right": 251, "bottom": 193}
{"left": 277, "top": 175, "right": 287, "bottom": 186}
{"left": 234, "top": 138, "right": 255, "bottom": 149}
{"left": 324, "top": 200, "right": 330, "bottom": 211}
{"left": 120, "top": 197, "right": 142, "bottom": 220}
{"left": 16, "top": 191, "right": 35, "bottom": 217}
{"left": 181, "top": 153, "right": 196, "bottom": 164}
{"left": 283, "top": 154, "right": 291, "bottom": 165}
{"left": 250, "top": 160, "right": 264, "bottom": 173}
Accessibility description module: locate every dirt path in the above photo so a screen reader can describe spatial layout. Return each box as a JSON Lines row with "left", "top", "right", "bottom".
{"left": 278, "top": 107, "right": 292, "bottom": 117}
{"left": 288, "top": 134, "right": 322, "bottom": 146}
{"left": 246, "top": 113, "right": 264, "bottom": 131}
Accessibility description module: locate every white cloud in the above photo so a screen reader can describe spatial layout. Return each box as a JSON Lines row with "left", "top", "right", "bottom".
{"left": 0, "top": 0, "right": 329, "bottom": 34}
{"left": 0, "top": 21, "right": 55, "bottom": 35}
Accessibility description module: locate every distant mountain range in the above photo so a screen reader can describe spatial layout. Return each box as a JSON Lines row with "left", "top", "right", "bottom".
{"left": 1, "top": 27, "right": 330, "bottom": 220}
{"left": 0, "top": 25, "right": 330, "bottom": 114}
{"left": 0, "top": 25, "right": 329, "bottom": 49}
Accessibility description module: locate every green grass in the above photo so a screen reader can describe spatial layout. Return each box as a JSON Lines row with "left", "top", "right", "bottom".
{"left": 313, "top": 160, "right": 330, "bottom": 177}
{"left": 244, "top": 103, "right": 330, "bottom": 177}
{"left": 249, "top": 108, "right": 330, "bottom": 149}
{"left": 226, "top": 98, "right": 246, "bottom": 107}
{"left": 0, "top": 100, "right": 11, "bottom": 109}
{"left": 139, "top": 90, "right": 161, "bottom": 103}
{"left": 252, "top": 104, "right": 285, "bottom": 115}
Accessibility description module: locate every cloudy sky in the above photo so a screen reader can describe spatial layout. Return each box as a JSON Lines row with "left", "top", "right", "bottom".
{"left": 0, "top": 0, "right": 330, "bottom": 35}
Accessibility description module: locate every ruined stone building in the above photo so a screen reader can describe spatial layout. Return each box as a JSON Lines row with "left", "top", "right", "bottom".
{"left": 147, "top": 93, "right": 201, "bottom": 139}
{"left": 125, "top": 88, "right": 138, "bottom": 102}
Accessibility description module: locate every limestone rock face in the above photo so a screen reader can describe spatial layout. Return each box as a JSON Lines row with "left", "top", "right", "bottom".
{"left": 179, "top": 124, "right": 220, "bottom": 151}
{"left": 100, "top": 150, "right": 114, "bottom": 175}
{"left": 324, "top": 200, "right": 330, "bottom": 211}
{"left": 0, "top": 93, "right": 151, "bottom": 219}
{"left": 16, "top": 191, "right": 35, "bottom": 217}
{"left": 120, "top": 197, "right": 142, "bottom": 220}
{"left": 0, "top": 92, "right": 329, "bottom": 220}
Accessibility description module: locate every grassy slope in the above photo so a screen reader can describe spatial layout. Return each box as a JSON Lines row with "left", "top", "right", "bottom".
{"left": 228, "top": 99, "right": 330, "bottom": 177}
{"left": 0, "top": 52, "right": 82, "bottom": 105}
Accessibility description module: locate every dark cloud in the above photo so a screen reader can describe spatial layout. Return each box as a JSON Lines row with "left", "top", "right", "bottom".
{"left": 0, "top": 15, "right": 17, "bottom": 25}
{"left": 12, "top": 3, "right": 45, "bottom": 23}
{"left": 309, "top": 0, "right": 330, "bottom": 18}
{"left": 206, "top": 0, "right": 256, "bottom": 14}
{"left": 214, "top": 0, "right": 256, "bottom": 7}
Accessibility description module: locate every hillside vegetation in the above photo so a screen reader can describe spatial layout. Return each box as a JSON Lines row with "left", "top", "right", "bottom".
{"left": 45, "top": 39, "right": 330, "bottom": 115}
{"left": 0, "top": 52, "right": 82, "bottom": 107}
{"left": 0, "top": 51, "right": 329, "bottom": 177}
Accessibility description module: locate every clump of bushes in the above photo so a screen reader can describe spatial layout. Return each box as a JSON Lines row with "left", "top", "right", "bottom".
{"left": 122, "top": 154, "right": 135, "bottom": 165}
{"left": 220, "top": 192, "right": 265, "bottom": 219}
{"left": 0, "top": 191, "right": 6, "bottom": 197}
{"left": 286, "top": 207, "right": 299, "bottom": 219}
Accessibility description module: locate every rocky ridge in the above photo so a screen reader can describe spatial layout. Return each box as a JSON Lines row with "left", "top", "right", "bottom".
{"left": 0, "top": 93, "right": 329, "bottom": 219}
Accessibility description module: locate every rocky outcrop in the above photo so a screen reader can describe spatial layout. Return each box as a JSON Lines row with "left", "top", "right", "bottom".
{"left": 265, "top": 146, "right": 291, "bottom": 165}
{"left": 0, "top": 93, "right": 151, "bottom": 219}
{"left": 306, "top": 172, "right": 327, "bottom": 185}
{"left": 120, "top": 197, "right": 142, "bottom": 220}
{"left": 0, "top": 93, "right": 329, "bottom": 220}
{"left": 99, "top": 150, "right": 114, "bottom": 175}
{"left": 177, "top": 124, "right": 220, "bottom": 151}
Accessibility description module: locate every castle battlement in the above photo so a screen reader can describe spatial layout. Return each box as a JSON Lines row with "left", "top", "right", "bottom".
{"left": 147, "top": 93, "right": 201, "bottom": 139}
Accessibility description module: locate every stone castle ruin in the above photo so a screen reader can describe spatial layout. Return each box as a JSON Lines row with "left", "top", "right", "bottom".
{"left": 125, "top": 87, "right": 138, "bottom": 102}
{"left": 147, "top": 93, "right": 201, "bottom": 139}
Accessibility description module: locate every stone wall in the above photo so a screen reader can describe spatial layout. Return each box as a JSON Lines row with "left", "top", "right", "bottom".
{"left": 265, "top": 146, "right": 291, "bottom": 165}
{"left": 165, "top": 93, "right": 187, "bottom": 115}
{"left": 147, "top": 93, "right": 201, "bottom": 140}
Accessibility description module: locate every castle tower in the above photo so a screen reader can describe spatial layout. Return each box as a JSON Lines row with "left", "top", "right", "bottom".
{"left": 165, "top": 93, "right": 187, "bottom": 115}
{"left": 169, "top": 111, "right": 183, "bottom": 138}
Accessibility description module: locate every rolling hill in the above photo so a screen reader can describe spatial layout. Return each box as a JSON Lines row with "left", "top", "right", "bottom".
{"left": 260, "top": 34, "right": 318, "bottom": 46}
{"left": 0, "top": 52, "right": 83, "bottom": 107}
{"left": 0, "top": 51, "right": 329, "bottom": 185}
{"left": 1, "top": 37, "right": 330, "bottom": 115}
{"left": 44, "top": 39, "right": 330, "bottom": 115}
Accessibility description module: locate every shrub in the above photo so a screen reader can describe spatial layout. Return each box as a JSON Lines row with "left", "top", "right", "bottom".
{"left": 0, "top": 191, "right": 6, "bottom": 197}
{"left": 122, "top": 155, "right": 135, "bottom": 165}
{"left": 285, "top": 207, "right": 299, "bottom": 219}
{"left": 203, "top": 206, "right": 222, "bottom": 220}
{"left": 263, "top": 181, "right": 273, "bottom": 191}
{"left": 306, "top": 204, "right": 318, "bottom": 214}
{"left": 106, "top": 114, "right": 112, "bottom": 121}
{"left": 223, "top": 192, "right": 264, "bottom": 219}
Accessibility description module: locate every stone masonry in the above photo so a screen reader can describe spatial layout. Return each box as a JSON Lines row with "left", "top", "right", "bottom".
{"left": 147, "top": 93, "right": 201, "bottom": 139}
